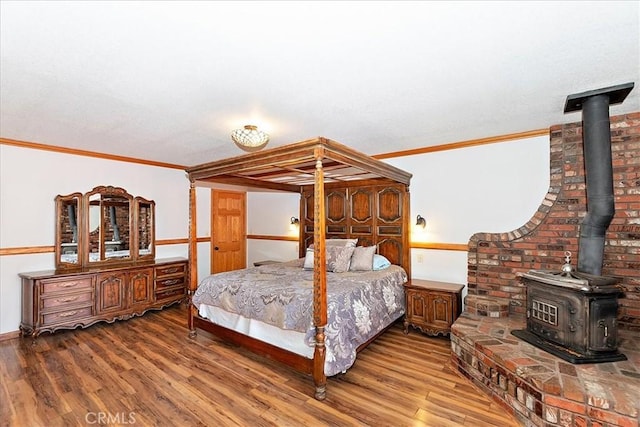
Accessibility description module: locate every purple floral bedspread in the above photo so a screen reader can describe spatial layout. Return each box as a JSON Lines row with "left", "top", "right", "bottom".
{"left": 191, "top": 259, "right": 407, "bottom": 376}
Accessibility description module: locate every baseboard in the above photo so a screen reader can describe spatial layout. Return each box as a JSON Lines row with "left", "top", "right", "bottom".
{"left": 0, "top": 330, "right": 20, "bottom": 342}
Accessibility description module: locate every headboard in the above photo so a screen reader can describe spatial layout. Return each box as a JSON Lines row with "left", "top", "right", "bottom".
{"left": 300, "top": 179, "right": 411, "bottom": 277}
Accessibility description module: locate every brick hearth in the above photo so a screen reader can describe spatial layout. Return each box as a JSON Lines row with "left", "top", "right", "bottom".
{"left": 451, "top": 111, "right": 640, "bottom": 427}
{"left": 451, "top": 314, "right": 639, "bottom": 427}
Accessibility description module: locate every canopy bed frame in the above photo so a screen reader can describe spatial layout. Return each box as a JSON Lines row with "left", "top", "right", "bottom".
{"left": 186, "top": 137, "right": 412, "bottom": 400}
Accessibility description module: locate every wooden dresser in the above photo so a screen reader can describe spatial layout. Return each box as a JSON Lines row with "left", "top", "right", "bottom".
{"left": 404, "top": 279, "right": 465, "bottom": 337}
{"left": 20, "top": 257, "right": 187, "bottom": 337}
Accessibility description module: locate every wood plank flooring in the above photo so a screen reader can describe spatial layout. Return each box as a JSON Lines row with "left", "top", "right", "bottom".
{"left": 0, "top": 304, "right": 520, "bottom": 426}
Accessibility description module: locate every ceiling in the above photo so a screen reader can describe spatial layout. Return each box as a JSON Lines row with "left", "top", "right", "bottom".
{"left": 1, "top": 1, "right": 638, "bottom": 168}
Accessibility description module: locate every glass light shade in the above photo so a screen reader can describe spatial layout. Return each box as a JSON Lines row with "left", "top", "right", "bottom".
{"left": 231, "top": 125, "right": 269, "bottom": 148}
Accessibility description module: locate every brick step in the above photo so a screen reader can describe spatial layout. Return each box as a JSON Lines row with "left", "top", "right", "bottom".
{"left": 464, "top": 295, "right": 510, "bottom": 318}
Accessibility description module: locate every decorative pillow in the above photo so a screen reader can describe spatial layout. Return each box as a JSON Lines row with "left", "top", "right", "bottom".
{"left": 373, "top": 254, "right": 391, "bottom": 270}
{"left": 303, "top": 247, "right": 314, "bottom": 270}
{"left": 309, "top": 238, "right": 357, "bottom": 250}
{"left": 349, "top": 245, "right": 377, "bottom": 271}
{"left": 326, "top": 246, "right": 355, "bottom": 273}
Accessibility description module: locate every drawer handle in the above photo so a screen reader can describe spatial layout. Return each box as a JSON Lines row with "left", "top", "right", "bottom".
{"left": 162, "top": 279, "right": 180, "bottom": 286}
{"left": 163, "top": 268, "right": 179, "bottom": 274}
{"left": 58, "top": 311, "right": 78, "bottom": 318}
{"left": 56, "top": 296, "right": 79, "bottom": 303}
{"left": 59, "top": 282, "right": 80, "bottom": 288}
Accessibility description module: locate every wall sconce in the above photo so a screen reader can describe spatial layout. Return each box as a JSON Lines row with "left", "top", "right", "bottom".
{"left": 416, "top": 214, "right": 426, "bottom": 229}
{"left": 289, "top": 216, "right": 300, "bottom": 232}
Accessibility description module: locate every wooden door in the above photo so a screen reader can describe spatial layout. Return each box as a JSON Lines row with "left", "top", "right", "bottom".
{"left": 211, "top": 190, "right": 246, "bottom": 273}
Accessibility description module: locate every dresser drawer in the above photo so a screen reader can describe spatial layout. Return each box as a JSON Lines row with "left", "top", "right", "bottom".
{"left": 155, "top": 275, "right": 186, "bottom": 291}
{"left": 41, "top": 277, "right": 93, "bottom": 294}
{"left": 42, "top": 306, "right": 93, "bottom": 325}
{"left": 155, "top": 287, "right": 186, "bottom": 302}
{"left": 41, "top": 291, "right": 93, "bottom": 309}
{"left": 156, "top": 263, "right": 187, "bottom": 278}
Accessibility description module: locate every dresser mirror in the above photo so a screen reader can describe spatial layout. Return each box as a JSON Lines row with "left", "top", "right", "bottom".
{"left": 55, "top": 186, "right": 155, "bottom": 270}
{"left": 135, "top": 196, "right": 155, "bottom": 261}
{"left": 86, "top": 186, "right": 132, "bottom": 264}
{"left": 55, "top": 193, "right": 82, "bottom": 266}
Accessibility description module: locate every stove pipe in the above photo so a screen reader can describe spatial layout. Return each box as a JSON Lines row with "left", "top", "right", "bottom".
{"left": 564, "top": 82, "right": 634, "bottom": 276}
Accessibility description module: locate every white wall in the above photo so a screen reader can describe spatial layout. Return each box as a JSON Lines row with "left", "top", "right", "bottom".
{"left": 246, "top": 191, "right": 299, "bottom": 266}
{"left": 385, "top": 135, "right": 550, "bottom": 304}
{"left": 0, "top": 134, "right": 550, "bottom": 334}
{"left": 0, "top": 145, "right": 191, "bottom": 334}
{"left": 243, "top": 136, "right": 550, "bottom": 305}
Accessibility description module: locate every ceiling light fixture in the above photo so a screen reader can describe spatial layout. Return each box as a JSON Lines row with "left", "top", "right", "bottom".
{"left": 231, "top": 125, "right": 269, "bottom": 149}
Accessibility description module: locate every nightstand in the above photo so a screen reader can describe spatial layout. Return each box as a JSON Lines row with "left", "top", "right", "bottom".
{"left": 253, "top": 260, "right": 282, "bottom": 267}
{"left": 404, "top": 279, "right": 465, "bottom": 337}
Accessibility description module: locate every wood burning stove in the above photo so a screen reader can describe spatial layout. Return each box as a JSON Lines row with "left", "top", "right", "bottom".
{"left": 512, "top": 82, "right": 633, "bottom": 364}
{"left": 512, "top": 252, "right": 626, "bottom": 363}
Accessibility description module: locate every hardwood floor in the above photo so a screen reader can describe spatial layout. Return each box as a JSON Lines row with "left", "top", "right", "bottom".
{"left": 0, "top": 304, "right": 520, "bottom": 427}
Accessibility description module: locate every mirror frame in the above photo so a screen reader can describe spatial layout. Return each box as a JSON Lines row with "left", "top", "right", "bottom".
{"left": 84, "top": 186, "right": 133, "bottom": 267}
{"left": 54, "top": 192, "right": 83, "bottom": 269}
{"left": 134, "top": 196, "right": 156, "bottom": 262}
{"left": 55, "top": 186, "right": 155, "bottom": 270}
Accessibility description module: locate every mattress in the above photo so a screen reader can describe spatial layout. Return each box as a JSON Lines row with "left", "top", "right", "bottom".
{"left": 192, "top": 259, "right": 407, "bottom": 376}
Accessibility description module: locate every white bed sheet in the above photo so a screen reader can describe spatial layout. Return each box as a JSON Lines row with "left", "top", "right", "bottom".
{"left": 198, "top": 303, "right": 338, "bottom": 363}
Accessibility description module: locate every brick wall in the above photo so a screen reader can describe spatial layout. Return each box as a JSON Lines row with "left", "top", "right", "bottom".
{"left": 466, "top": 112, "right": 640, "bottom": 330}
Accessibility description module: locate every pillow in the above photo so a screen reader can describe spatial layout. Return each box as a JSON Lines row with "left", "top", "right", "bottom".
{"left": 303, "top": 247, "right": 314, "bottom": 270}
{"left": 373, "top": 254, "right": 391, "bottom": 270}
{"left": 309, "top": 238, "right": 357, "bottom": 250}
{"left": 349, "top": 245, "right": 377, "bottom": 271}
{"left": 326, "top": 246, "right": 355, "bottom": 273}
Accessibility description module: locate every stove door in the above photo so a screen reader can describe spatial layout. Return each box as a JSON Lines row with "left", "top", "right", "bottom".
{"left": 589, "top": 297, "right": 619, "bottom": 352}
{"left": 527, "top": 287, "right": 586, "bottom": 351}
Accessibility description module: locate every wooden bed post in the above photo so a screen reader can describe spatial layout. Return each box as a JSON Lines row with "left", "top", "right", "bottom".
{"left": 403, "top": 185, "right": 412, "bottom": 279}
{"left": 188, "top": 181, "right": 198, "bottom": 338}
{"left": 312, "top": 156, "right": 327, "bottom": 400}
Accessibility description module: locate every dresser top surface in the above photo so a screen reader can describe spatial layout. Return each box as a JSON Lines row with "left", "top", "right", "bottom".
{"left": 19, "top": 257, "right": 188, "bottom": 279}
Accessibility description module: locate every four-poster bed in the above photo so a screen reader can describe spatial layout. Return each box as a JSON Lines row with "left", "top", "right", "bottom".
{"left": 185, "top": 137, "right": 412, "bottom": 400}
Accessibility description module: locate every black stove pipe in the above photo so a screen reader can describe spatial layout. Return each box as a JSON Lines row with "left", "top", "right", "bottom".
{"left": 576, "top": 94, "right": 615, "bottom": 276}
{"left": 564, "top": 82, "right": 634, "bottom": 276}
